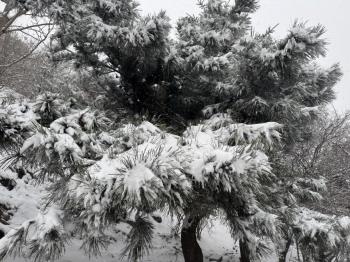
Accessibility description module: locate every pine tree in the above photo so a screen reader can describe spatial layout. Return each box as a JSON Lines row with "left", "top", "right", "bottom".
{"left": 175, "top": 0, "right": 259, "bottom": 119}
{"left": 14, "top": 0, "right": 185, "bottom": 124}
{"left": 0, "top": 93, "right": 284, "bottom": 262}
{"left": 10, "top": 0, "right": 341, "bottom": 127}
{"left": 175, "top": 1, "right": 341, "bottom": 261}
{"left": 0, "top": 1, "right": 345, "bottom": 262}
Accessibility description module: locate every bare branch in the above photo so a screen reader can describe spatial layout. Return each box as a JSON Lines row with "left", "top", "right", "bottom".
{"left": 5, "top": 22, "right": 54, "bottom": 33}
{"left": 0, "top": 28, "right": 52, "bottom": 69}
{"left": 0, "top": 8, "right": 27, "bottom": 36}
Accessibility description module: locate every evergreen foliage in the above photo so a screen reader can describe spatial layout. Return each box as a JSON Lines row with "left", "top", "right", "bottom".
{"left": 0, "top": 1, "right": 346, "bottom": 262}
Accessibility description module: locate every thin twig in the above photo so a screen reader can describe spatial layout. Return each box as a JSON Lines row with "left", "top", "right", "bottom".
{"left": 0, "top": 28, "right": 52, "bottom": 68}
{"left": 5, "top": 22, "right": 53, "bottom": 33}
{"left": 0, "top": 8, "right": 27, "bottom": 36}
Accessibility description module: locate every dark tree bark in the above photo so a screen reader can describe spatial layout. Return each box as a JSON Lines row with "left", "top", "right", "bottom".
{"left": 239, "top": 239, "right": 251, "bottom": 262}
{"left": 279, "top": 237, "right": 292, "bottom": 262}
{"left": 181, "top": 215, "right": 203, "bottom": 262}
{"left": 237, "top": 205, "right": 251, "bottom": 262}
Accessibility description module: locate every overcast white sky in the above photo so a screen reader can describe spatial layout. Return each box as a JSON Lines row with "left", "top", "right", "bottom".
{"left": 139, "top": 0, "right": 350, "bottom": 112}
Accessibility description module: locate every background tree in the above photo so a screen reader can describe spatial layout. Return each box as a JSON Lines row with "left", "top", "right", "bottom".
{"left": 0, "top": 33, "right": 48, "bottom": 95}
{"left": 0, "top": 0, "right": 53, "bottom": 53}
{"left": 0, "top": 0, "right": 54, "bottom": 98}
{"left": 273, "top": 111, "right": 350, "bottom": 261}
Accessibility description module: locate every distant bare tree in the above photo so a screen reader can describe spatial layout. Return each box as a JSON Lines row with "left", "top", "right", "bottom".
{"left": 274, "top": 111, "right": 350, "bottom": 262}
{"left": 0, "top": 0, "right": 53, "bottom": 69}
{"left": 312, "top": 112, "right": 350, "bottom": 215}
{"left": 0, "top": 33, "right": 46, "bottom": 94}
{"left": 0, "top": 32, "right": 105, "bottom": 110}
{"left": 282, "top": 111, "right": 350, "bottom": 215}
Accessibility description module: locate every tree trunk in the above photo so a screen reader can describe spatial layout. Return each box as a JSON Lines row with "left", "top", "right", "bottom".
{"left": 181, "top": 214, "right": 203, "bottom": 262}
{"left": 239, "top": 239, "right": 251, "bottom": 262}
{"left": 279, "top": 237, "right": 292, "bottom": 262}
{"left": 237, "top": 205, "right": 251, "bottom": 262}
